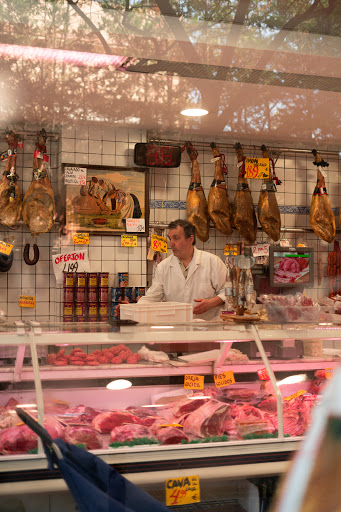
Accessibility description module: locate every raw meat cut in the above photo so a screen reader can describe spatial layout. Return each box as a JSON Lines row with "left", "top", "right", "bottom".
{"left": 0, "top": 128, "right": 22, "bottom": 228}
{"left": 185, "top": 142, "right": 210, "bottom": 242}
{"left": 207, "top": 142, "right": 233, "bottom": 236}
{"left": 271, "top": 410, "right": 303, "bottom": 437}
{"left": 44, "top": 416, "right": 65, "bottom": 439}
{"left": 157, "top": 427, "right": 189, "bottom": 445}
{"left": 221, "top": 388, "right": 260, "bottom": 402}
{"left": 257, "top": 145, "right": 281, "bottom": 242}
{"left": 172, "top": 397, "right": 208, "bottom": 418}
{"left": 92, "top": 410, "right": 142, "bottom": 434}
{"left": 183, "top": 400, "right": 229, "bottom": 438}
{"left": 64, "top": 425, "right": 102, "bottom": 449}
{"left": 110, "top": 424, "right": 155, "bottom": 442}
{"left": 309, "top": 149, "right": 335, "bottom": 243}
{"left": 0, "top": 424, "right": 37, "bottom": 454}
{"left": 22, "top": 129, "right": 55, "bottom": 236}
{"left": 59, "top": 405, "right": 102, "bottom": 426}
{"left": 233, "top": 143, "right": 257, "bottom": 243}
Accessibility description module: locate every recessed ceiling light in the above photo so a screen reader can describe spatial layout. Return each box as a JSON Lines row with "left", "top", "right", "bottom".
{"left": 181, "top": 108, "right": 208, "bottom": 117}
{"left": 106, "top": 379, "right": 132, "bottom": 390}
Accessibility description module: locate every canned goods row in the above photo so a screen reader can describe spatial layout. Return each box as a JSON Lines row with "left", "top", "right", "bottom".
{"left": 64, "top": 287, "right": 109, "bottom": 302}
{"left": 63, "top": 301, "right": 109, "bottom": 321}
{"left": 63, "top": 272, "right": 109, "bottom": 288}
{"left": 111, "top": 287, "right": 145, "bottom": 303}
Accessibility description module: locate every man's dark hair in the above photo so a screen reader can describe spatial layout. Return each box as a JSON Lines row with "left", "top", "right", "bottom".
{"left": 168, "top": 219, "right": 196, "bottom": 245}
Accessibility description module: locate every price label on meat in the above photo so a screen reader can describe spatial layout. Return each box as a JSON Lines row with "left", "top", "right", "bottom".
{"left": 64, "top": 166, "right": 87, "bottom": 186}
{"left": 284, "top": 389, "right": 306, "bottom": 401}
{"left": 19, "top": 295, "right": 36, "bottom": 308}
{"left": 166, "top": 475, "right": 200, "bottom": 506}
{"left": 184, "top": 375, "right": 204, "bottom": 390}
{"left": 244, "top": 158, "right": 270, "bottom": 179}
{"left": 53, "top": 250, "right": 90, "bottom": 285}
{"left": 72, "top": 233, "right": 89, "bottom": 245}
{"left": 151, "top": 234, "right": 167, "bottom": 253}
{"left": 325, "top": 368, "right": 335, "bottom": 380}
{"left": 121, "top": 235, "right": 137, "bottom": 247}
{"left": 214, "top": 370, "right": 235, "bottom": 388}
{"left": 257, "top": 368, "right": 270, "bottom": 380}
{"left": 0, "top": 240, "right": 13, "bottom": 255}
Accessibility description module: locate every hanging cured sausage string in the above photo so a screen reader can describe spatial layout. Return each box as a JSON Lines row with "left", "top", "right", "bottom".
{"left": 0, "top": 128, "right": 23, "bottom": 228}
{"left": 257, "top": 145, "right": 281, "bottom": 242}
{"left": 309, "top": 149, "right": 335, "bottom": 243}
{"left": 207, "top": 142, "right": 233, "bottom": 236}
{"left": 327, "top": 241, "right": 341, "bottom": 298}
{"left": 233, "top": 143, "right": 257, "bottom": 244}
{"left": 184, "top": 142, "right": 210, "bottom": 242}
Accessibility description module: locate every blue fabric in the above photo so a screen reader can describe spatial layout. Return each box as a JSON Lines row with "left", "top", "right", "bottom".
{"left": 44, "top": 438, "right": 169, "bottom": 512}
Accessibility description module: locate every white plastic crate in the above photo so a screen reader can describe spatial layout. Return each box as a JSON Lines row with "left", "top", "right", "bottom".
{"left": 120, "top": 301, "right": 193, "bottom": 323}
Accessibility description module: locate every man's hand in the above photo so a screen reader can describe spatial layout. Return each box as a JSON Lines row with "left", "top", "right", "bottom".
{"left": 193, "top": 297, "right": 224, "bottom": 315}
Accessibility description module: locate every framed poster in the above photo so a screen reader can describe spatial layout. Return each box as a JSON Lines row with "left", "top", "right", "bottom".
{"left": 63, "top": 165, "right": 149, "bottom": 235}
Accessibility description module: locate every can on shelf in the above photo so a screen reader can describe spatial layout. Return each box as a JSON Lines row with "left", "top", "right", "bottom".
{"left": 87, "top": 272, "right": 98, "bottom": 287}
{"left": 99, "top": 272, "right": 109, "bottom": 287}
{"left": 111, "top": 287, "right": 124, "bottom": 302}
{"left": 88, "top": 287, "right": 98, "bottom": 302}
{"left": 75, "top": 302, "right": 86, "bottom": 317}
{"left": 63, "top": 272, "right": 74, "bottom": 288}
{"left": 118, "top": 272, "right": 128, "bottom": 287}
{"left": 75, "top": 316, "right": 86, "bottom": 323}
{"left": 88, "top": 302, "right": 98, "bottom": 318}
{"left": 111, "top": 302, "right": 120, "bottom": 320}
{"left": 124, "top": 287, "right": 134, "bottom": 302}
{"left": 88, "top": 316, "right": 99, "bottom": 323}
{"left": 63, "top": 302, "right": 74, "bottom": 317}
{"left": 135, "top": 287, "right": 146, "bottom": 301}
{"left": 75, "top": 287, "right": 86, "bottom": 302}
{"left": 75, "top": 272, "right": 86, "bottom": 287}
{"left": 99, "top": 302, "right": 109, "bottom": 317}
{"left": 98, "top": 316, "right": 109, "bottom": 324}
{"left": 63, "top": 316, "right": 74, "bottom": 323}
{"left": 63, "top": 287, "right": 74, "bottom": 302}
{"left": 99, "top": 287, "right": 109, "bottom": 302}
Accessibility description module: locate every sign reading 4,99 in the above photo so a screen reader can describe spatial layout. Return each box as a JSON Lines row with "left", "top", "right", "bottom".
{"left": 166, "top": 475, "right": 200, "bottom": 506}
{"left": 245, "top": 158, "right": 270, "bottom": 179}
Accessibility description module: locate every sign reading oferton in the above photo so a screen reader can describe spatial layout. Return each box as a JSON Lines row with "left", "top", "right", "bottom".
{"left": 52, "top": 250, "right": 90, "bottom": 285}
{"left": 64, "top": 166, "right": 87, "bottom": 186}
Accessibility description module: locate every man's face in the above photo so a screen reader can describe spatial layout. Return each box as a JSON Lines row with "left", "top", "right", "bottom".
{"left": 168, "top": 226, "right": 194, "bottom": 261}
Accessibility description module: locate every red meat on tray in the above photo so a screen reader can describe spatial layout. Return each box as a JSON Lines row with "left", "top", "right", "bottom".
{"left": 157, "top": 427, "right": 189, "bottom": 445}
{"left": 110, "top": 424, "right": 155, "bottom": 442}
{"left": 92, "top": 410, "right": 143, "bottom": 434}
{"left": 183, "top": 400, "right": 229, "bottom": 438}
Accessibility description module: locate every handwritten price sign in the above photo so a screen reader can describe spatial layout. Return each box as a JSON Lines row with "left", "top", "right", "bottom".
{"left": 251, "top": 243, "right": 269, "bottom": 257}
{"left": 0, "top": 240, "right": 13, "bottom": 255}
{"left": 184, "top": 375, "right": 204, "bottom": 390}
{"left": 245, "top": 158, "right": 270, "bottom": 180}
{"left": 64, "top": 166, "right": 87, "bottom": 186}
{"left": 19, "top": 295, "right": 36, "bottom": 308}
{"left": 151, "top": 233, "right": 167, "bottom": 253}
{"left": 214, "top": 371, "right": 235, "bottom": 388}
{"left": 166, "top": 475, "right": 200, "bottom": 506}
{"left": 121, "top": 235, "right": 137, "bottom": 247}
{"left": 72, "top": 233, "right": 89, "bottom": 245}
{"left": 325, "top": 368, "right": 335, "bottom": 380}
{"left": 257, "top": 368, "right": 270, "bottom": 381}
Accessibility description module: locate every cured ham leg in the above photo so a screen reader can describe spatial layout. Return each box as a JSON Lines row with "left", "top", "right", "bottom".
{"left": 0, "top": 129, "right": 22, "bottom": 227}
{"left": 233, "top": 143, "right": 257, "bottom": 244}
{"left": 208, "top": 142, "right": 233, "bottom": 236}
{"left": 257, "top": 145, "right": 281, "bottom": 242}
{"left": 185, "top": 142, "right": 209, "bottom": 242}
{"left": 309, "top": 150, "right": 335, "bottom": 243}
{"left": 22, "top": 129, "right": 55, "bottom": 236}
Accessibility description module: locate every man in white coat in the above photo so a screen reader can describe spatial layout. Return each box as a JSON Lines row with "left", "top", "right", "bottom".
{"left": 139, "top": 219, "right": 227, "bottom": 320}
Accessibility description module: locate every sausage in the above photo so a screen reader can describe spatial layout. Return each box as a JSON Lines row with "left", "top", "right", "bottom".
{"left": 23, "top": 243, "right": 39, "bottom": 265}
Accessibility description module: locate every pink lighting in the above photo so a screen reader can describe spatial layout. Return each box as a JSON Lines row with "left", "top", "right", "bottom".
{"left": 0, "top": 43, "right": 131, "bottom": 69}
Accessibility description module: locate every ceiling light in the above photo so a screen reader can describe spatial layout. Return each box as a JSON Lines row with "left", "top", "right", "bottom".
{"left": 181, "top": 108, "right": 208, "bottom": 117}
{"left": 106, "top": 379, "right": 132, "bottom": 390}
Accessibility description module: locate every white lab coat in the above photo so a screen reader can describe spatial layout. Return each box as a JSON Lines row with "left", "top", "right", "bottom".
{"left": 139, "top": 247, "right": 227, "bottom": 320}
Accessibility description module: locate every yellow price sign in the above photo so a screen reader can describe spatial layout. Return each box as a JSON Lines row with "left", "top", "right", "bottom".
{"left": 244, "top": 158, "right": 270, "bottom": 179}
{"left": 224, "top": 244, "right": 238, "bottom": 256}
{"left": 0, "top": 240, "right": 13, "bottom": 255}
{"left": 19, "top": 295, "right": 36, "bottom": 308}
{"left": 284, "top": 389, "right": 306, "bottom": 401}
{"left": 151, "top": 233, "right": 167, "bottom": 253}
{"left": 214, "top": 370, "right": 235, "bottom": 388}
{"left": 72, "top": 233, "right": 89, "bottom": 245}
{"left": 184, "top": 374, "right": 204, "bottom": 390}
{"left": 121, "top": 235, "right": 137, "bottom": 247}
{"left": 166, "top": 475, "right": 200, "bottom": 507}
{"left": 325, "top": 368, "right": 335, "bottom": 380}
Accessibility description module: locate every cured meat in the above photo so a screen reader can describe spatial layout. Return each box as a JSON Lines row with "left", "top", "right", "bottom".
{"left": 183, "top": 400, "right": 229, "bottom": 438}
{"left": 309, "top": 149, "right": 335, "bottom": 243}
{"left": 185, "top": 142, "right": 209, "bottom": 242}
{"left": 207, "top": 142, "right": 233, "bottom": 236}
{"left": 110, "top": 423, "right": 155, "bottom": 442}
{"left": 22, "top": 129, "right": 55, "bottom": 236}
{"left": 172, "top": 397, "right": 208, "bottom": 418}
{"left": 156, "top": 427, "right": 189, "bottom": 445}
{"left": 0, "top": 129, "right": 22, "bottom": 227}
{"left": 327, "top": 240, "right": 341, "bottom": 298}
{"left": 257, "top": 145, "right": 281, "bottom": 242}
{"left": 233, "top": 143, "right": 257, "bottom": 243}
{"left": 92, "top": 410, "right": 142, "bottom": 434}
{"left": 64, "top": 426, "right": 102, "bottom": 449}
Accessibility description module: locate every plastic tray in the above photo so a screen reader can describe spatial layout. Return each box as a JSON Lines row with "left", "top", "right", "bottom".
{"left": 120, "top": 301, "right": 193, "bottom": 323}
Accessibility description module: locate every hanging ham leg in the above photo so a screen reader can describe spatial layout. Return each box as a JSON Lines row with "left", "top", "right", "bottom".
{"left": 22, "top": 129, "right": 55, "bottom": 237}
{"left": 233, "top": 143, "right": 257, "bottom": 244}
{"left": 257, "top": 145, "right": 281, "bottom": 242}
{"left": 208, "top": 142, "right": 233, "bottom": 236}
{"left": 0, "top": 129, "right": 22, "bottom": 227}
{"left": 185, "top": 142, "right": 210, "bottom": 242}
{"left": 309, "top": 150, "right": 335, "bottom": 243}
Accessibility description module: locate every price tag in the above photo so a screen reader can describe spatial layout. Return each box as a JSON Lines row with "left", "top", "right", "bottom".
{"left": 159, "top": 423, "right": 183, "bottom": 428}
{"left": 224, "top": 244, "right": 238, "bottom": 256}
{"left": 251, "top": 243, "right": 269, "bottom": 257}
{"left": 121, "top": 235, "right": 137, "bottom": 247}
{"left": 64, "top": 166, "right": 87, "bottom": 186}
{"left": 72, "top": 233, "right": 89, "bottom": 245}
{"left": 184, "top": 375, "right": 204, "bottom": 390}
{"left": 280, "top": 239, "right": 291, "bottom": 247}
{"left": 166, "top": 475, "right": 200, "bottom": 507}
{"left": 125, "top": 218, "right": 145, "bottom": 233}
{"left": 52, "top": 250, "right": 90, "bottom": 285}
{"left": 214, "top": 371, "right": 235, "bottom": 388}
{"left": 284, "top": 390, "right": 306, "bottom": 401}
{"left": 257, "top": 368, "right": 270, "bottom": 381}
{"left": 0, "top": 240, "right": 13, "bottom": 255}
{"left": 325, "top": 368, "right": 334, "bottom": 380}
{"left": 151, "top": 233, "right": 167, "bottom": 253}
{"left": 19, "top": 295, "right": 36, "bottom": 308}
{"left": 244, "top": 158, "right": 270, "bottom": 179}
